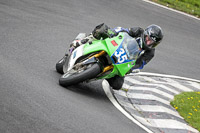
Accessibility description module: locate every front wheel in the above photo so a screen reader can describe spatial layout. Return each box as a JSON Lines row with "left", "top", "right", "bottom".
{"left": 59, "top": 63, "right": 101, "bottom": 87}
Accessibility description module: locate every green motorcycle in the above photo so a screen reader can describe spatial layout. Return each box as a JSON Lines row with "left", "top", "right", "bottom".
{"left": 56, "top": 32, "right": 142, "bottom": 87}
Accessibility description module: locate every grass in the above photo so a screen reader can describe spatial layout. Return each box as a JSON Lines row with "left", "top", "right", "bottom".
{"left": 151, "top": 0, "right": 200, "bottom": 18}
{"left": 170, "top": 92, "right": 200, "bottom": 131}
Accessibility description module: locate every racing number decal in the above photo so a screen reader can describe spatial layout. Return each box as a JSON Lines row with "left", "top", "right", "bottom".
{"left": 114, "top": 48, "right": 128, "bottom": 63}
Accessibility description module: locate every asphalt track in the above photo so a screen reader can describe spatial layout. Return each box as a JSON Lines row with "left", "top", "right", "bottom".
{"left": 0, "top": 0, "right": 200, "bottom": 133}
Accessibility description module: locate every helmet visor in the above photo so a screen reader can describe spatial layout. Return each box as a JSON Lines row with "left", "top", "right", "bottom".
{"left": 144, "top": 34, "right": 155, "bottom": 48}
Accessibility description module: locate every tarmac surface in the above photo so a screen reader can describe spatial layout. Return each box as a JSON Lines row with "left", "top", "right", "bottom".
{"left": 0, "top": 0, "right": 200, "bottom": 133}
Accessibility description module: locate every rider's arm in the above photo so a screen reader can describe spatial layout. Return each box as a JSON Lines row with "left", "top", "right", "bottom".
{"left": 92, "top": 24, "right": 144, "bottom": 39}
{"left": 112, "top": 27, "right": 144, "bottom": 38}
{"left": 92, "top": 23, "right": 110, "bottom": 40}
{"left": 131, "top": 48, "right": 155, "bottom": 70}
{"left": 128, "top": 27, "right": 144, "bottom": 38}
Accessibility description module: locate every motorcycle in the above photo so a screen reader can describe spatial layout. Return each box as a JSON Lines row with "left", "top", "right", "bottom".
{"left": 56, "top": 32, "right": 142, "bottom": 88}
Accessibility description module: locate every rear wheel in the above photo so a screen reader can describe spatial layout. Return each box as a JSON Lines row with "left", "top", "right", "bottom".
{"left": 56, "top": 55, "right": 68, "bottom": 74}
{"left": 59, "top": 63, "right": 101, "bottom": 87}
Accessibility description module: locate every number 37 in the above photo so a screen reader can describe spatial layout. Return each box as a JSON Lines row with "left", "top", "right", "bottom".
{"left": 114, "top": 48, "right": 128, "bottom": 63}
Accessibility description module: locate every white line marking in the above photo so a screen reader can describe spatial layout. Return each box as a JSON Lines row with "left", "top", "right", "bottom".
{"left": 127, "top": 93, "right": 170, "bottom": 105}
{"left": 116, "top": 99, "right": 136, "bottom": 110}
{"left": 146, "top": 119, "right": 199, "bottom": 132}
{"left": 117, "top": 99, "right": 183, "bottom": 119}
{"left": 142, "top": 76, "right": 193, "bottom": 92}
{"left": 131, "top": 114, "right": 153, "bottom": 127}
{"left": 102, "top": 80, "right": 154, "bottom": 133}
{"left": 130, "top": 72, "right": 200, "bottom": 83}
{"left": 108, "top": 72, "right": 200, "bottom": 132}
{"left": 187, "top": 81, "right": 200, "bottom": 90}
{"left": 125, "top": 77, "right": 180, "bottom": 94}
{"left": 161, "top": 78, "right": 194, "bottom": 92}
{"left": 134, "top": 105, "right": 183, "bottom": 119}
{"left": 132, "top": 115, "right": 199, "bottom": 132}
{"left": 142, "top": 0, "right": 200, "bottom": 21}
{"left": 113, "top": 89, "right": 127, "bottom": 97}
{"left": 124, "top": 83, "right": 174, "bottom": 99}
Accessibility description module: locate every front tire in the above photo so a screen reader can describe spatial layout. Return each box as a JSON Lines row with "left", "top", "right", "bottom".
{"left": 59, "top": 63, "right": 101, "bottom": 87}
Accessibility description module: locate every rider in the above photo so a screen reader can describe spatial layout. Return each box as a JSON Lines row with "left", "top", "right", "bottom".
{"left": 68, "top": 23, "right": 163, "bottom": 90}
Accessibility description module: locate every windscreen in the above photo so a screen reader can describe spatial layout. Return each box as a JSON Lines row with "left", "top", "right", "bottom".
{"left": 122, "top": 33, "right": 141, "bottom": 60}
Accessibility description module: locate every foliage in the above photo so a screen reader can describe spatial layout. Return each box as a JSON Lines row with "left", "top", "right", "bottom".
{"left": 170, "top": 92, "right": 200, "bottom": 131}
{"left": 151, "top": 0, "right": 200, "bottom": 18}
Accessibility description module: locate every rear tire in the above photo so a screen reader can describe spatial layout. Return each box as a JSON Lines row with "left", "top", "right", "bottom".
{"left": 59, "top": 63, "right": 101, "bottom": 87}
{"left": 56, "top": 55, "right": 68, "bottom": 74}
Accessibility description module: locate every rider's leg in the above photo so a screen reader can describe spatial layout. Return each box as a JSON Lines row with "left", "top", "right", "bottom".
{"left": 106, "top": 75, "right": 124, "bottom": 90}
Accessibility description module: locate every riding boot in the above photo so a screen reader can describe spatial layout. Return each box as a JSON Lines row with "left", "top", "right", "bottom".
{"left": 106, "top": 75, "right": 124, "bottom": 90}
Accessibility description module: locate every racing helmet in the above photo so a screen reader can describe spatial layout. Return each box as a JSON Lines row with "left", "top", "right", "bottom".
{"left": 142, "top": 24, "right": 163, "bottom": 50}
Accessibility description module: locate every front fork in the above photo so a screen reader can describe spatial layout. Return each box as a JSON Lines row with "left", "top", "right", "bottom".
{"left": 90, "top": 51, "right": 113, "bottom": 74}
{"left": 73, "top": 50, "right": 113, "bottom": 74}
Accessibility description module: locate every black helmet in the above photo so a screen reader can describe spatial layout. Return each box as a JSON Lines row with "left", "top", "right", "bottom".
{"left": 142, "top": 24, "right": 163, "bottom": 50}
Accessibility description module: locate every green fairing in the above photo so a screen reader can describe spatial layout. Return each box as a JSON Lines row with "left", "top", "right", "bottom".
{"left": 83, "top": 32, "right": 138, "bottom": 79}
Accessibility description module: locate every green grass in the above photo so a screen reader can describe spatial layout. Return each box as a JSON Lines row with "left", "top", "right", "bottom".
{"left": 170, "top": 92, "right": 200, "bottom": 131}
{"left": 151, "top": 0, "right": 200, "bottom": 18}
